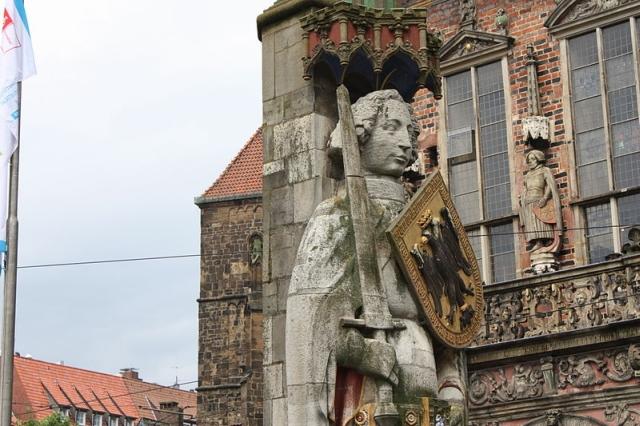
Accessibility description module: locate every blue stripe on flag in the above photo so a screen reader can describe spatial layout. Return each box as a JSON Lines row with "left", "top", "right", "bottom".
{"left": 14, "top": 0, "right": 30, "bottom": 36}
{"left": 0, "top": 240, "right": 7, "bottom": 253}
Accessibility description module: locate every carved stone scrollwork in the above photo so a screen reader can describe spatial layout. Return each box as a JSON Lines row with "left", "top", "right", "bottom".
{"left": 557, "top": 355, "right": 606, "bottom": 388}
{"left": 475, "top": 264, "right": 640, "bottom": 346}
{"left": 469, "top": 364, "right": 544, "bottom": 406}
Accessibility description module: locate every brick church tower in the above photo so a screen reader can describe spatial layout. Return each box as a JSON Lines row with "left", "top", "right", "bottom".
{"left": 195, "top": 129, "right": 264, "bottom": 426}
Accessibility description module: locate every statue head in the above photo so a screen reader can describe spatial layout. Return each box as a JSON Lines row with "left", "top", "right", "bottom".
{"left": 525, "top": 149, "right": 546, "bottom": 170}
{"left": 328, "top": 89, "right": 420, "bottom": 179}
{"left": 545, "top": 409, "right": 561, "bottom": 426}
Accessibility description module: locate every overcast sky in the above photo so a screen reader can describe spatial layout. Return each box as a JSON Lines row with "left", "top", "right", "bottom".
{"left": 5, "top": 0, "right": 274, "bottom": 388}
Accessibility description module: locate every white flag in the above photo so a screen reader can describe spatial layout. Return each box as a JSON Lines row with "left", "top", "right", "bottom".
{"left": 0, "top": 0, "right": 34, "bottom": 252}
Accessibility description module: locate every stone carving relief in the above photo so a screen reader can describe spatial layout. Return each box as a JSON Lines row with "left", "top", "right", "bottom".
{"left": 565, "top": 0, "right": 634, "bottom": 22}
{"left": 459, "top": 0, "right": 476, "bottom": 30}
{"left": 605, "top": 404, "right": 640, "bottom": 426}
{"left": 469, "top": 344, "right": 640, "bottom": 407}
{"left": 476, "top": 266, "right": 640, "bottom": 345}
{"left": 469, "top": 363, "right": 544, "bottom": 406}
{"left": 523, "top": 409, "right": 607, "bottom": 425}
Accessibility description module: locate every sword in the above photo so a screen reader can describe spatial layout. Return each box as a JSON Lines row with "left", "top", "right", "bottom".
{"left": 336, "top": 85, "right": 401, "bottom": 425}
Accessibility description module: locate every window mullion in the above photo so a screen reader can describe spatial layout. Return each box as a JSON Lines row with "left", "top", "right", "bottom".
{"left": 610, "top": 196, "right": 621, "bottom": 252}
{"left": 596, "top": 27, "right": 615, "bottom": 192}
{"left": 470, "top": 66, "right": 484, "bottom": 221}
{"left": 479, "top": 224, "right": 491, "bottom": 282}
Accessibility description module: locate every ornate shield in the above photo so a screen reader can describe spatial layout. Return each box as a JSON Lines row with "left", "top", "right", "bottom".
{"left": 387, "top": 171, "right": 484, "bottom": 348}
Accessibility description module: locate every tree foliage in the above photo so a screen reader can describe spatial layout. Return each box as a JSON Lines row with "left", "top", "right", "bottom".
{"left": 21, "top": 413, "right": 71, "bottom": 426}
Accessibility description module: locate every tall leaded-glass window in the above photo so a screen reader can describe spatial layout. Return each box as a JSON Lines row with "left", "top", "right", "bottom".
{"left": 445, "top": 60, "right": 515, "bottom": 283}
{"left": 568, "top": 19, "right": 640, "bottom": 262}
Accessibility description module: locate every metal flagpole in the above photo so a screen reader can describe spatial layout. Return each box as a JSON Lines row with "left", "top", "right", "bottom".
{"left": 0, "top": 81, "right": 22, "bottom": 426}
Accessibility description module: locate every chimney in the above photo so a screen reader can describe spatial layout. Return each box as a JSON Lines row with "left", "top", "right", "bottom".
{"left": 158, "top": 402, "right": 183, "bottom": 426}
{"left": 120, "top": 368, "right": 140, "bottom": 380}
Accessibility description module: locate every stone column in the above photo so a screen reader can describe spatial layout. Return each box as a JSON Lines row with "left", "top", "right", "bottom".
{"left": 258, "top": 3, "right": 337, "bottom": 424}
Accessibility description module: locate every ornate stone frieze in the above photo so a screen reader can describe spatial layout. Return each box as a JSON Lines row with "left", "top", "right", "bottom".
{"left": 469, "top": 344, "right": 640, "bottom": 407}
{"left": 544, "top": 0, "right": 640, "bottom": 37}
{"left": 439, "top": 30, "right": 513, "bottom": 64}
{"left": 475, "top": 263, "right": 640, "bottom": 346}
{"left": 469, "top": 363, "right": 545, "bottom": 406}
{"left": 564, "top": 0, "right": 633, "bottom": 22}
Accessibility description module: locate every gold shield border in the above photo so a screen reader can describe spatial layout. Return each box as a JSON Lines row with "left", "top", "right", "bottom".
{"left": 386, "top": 171, "right": 484, "bottom": 349}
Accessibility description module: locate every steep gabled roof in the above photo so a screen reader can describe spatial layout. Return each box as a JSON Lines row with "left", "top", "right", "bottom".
{"left": 200, "top": 127, "right": 263, "bottom": 202}
{"left": 11, "top": 356, "right": 196, "bottom": 423}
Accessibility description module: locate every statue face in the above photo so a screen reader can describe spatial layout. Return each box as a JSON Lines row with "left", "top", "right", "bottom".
{"left": 360, "top": 99, "right": 414, "bottom": 177}
{"left": 526, "top": 153, "right": 540, "bottom": 170}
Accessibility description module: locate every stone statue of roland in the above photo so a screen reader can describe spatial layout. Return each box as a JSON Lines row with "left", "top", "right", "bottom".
{"left": 286, "top": 90, "right": 466, "bottom": 425}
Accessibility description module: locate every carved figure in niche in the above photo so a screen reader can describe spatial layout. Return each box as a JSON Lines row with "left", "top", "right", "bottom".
{"left": 523, "top": 285, "right": 563, "bottom": 337}
{"left": 249, "top": 235, "right": 262, "bottom": 266}
{"left": 411, "top": 207, "right": 475, "bottom": 326}
{"left": 459, "top": 0, "right": 476, "bottom": 29}
{"left": 285, "top": 90, "right": 466, "bottom": 425}
{"left": 566, "top": 284, "right": 603, "bottom": 330}
{"left": 519, "top": 150, "right": 562, "bottom": 252}
{"left": 519, "top": 149, "right": 563, "bottom": 274}
{"left": 606, "top": 273, "right": 634, "bottom": 321}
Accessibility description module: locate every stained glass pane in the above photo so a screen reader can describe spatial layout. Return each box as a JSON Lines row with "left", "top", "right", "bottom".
{"left": 450, "top": 161, "right": 480, "bottom": 224}
{"left": 603, "top": 21, "right": 632, "bottom": 59}
{"left": 578, "top": 161, "right": 609, "bottom": 197}
{"left": 453, "top": 192, "right": 481, "bottom": 224}
{"left": 483, "top": 153, "right": 510, "bottom": 188}
{"left": 585, "top": 203, "right": 613, "bottom": 262}
{"left": 484, "top": 183, "right": 511, "bottom": 219}
{"left": 575, "top": 128, "right": 606, "bottom": 166}
{"left": 613, "top": 152, "right": 640, "bottom": 189}
{"left": 573, "top": 96, "right": 604, "bottom": 132}
{"left": 608, "top": 86, "right": 638, "bottom": 124}
{"left": 447, "top": 100, "right": 474, "bottom": 131}
{"left": 480, "top": 121, "right": 508, "bottom": 157}
{"left": 447, "top": 71, "right": 472, "bottom": 104}
{"left": 605, "top": 54, "right": 635, "bottom": 92}
{"left": 447, "top": 128, "right": 474, "bottom": 158}
{"left": 478, "top": 91, "right": 506, "bottom": 126}
{"left": 569, "top": 32, "right": 598, "bottom": 69}
{"left": 611, "top": 120, "right": 640, "bottom": 157}
{"left": 477, "top": 62, "right": 503, "bottom": 95}
{"left": 489, "top": 223, "right": 515, "bottom": 283}
{"left": 571, "top": 64, "right": 600, "bottom": 101}
{"left": 450, "top": 161, "right": 478, "bottom": 195}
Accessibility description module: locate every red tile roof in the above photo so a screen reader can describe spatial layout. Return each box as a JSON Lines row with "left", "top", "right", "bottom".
{"left": 10, "top": 356, "right": 196, "bottom": 423}
{"left": 202, "top": 127, "right": 263, "bottom": 200}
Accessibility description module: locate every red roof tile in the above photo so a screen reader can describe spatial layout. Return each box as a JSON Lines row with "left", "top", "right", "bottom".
{"left": 10, "top": 357, "right": 196, "bottom": 424}
{"left": 202, "top": 127, "right": 263, "bottom": 200}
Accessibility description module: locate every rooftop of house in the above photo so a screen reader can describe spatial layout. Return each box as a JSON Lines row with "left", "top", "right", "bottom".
{"left": 11, "top": 355, "right": 196, "bottom": 423}
{"left": 198, "top": 127, "right": 263, "bottom": 203}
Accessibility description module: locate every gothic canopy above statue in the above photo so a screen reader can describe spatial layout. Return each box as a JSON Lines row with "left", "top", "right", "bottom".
{"left": 300, "top": 2, "right": 442, "bottom": 102}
